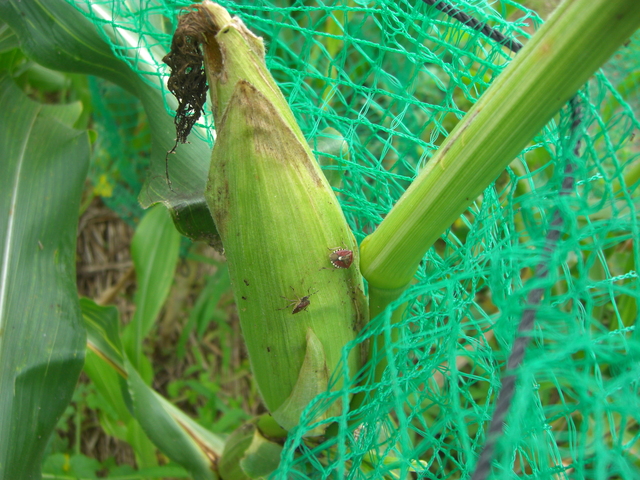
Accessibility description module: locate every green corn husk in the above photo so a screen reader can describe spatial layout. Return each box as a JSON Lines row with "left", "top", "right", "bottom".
{"left": 175, "top": 1, "right": 367, "bottom": 432}
{"left": 218, "top": 416, "right": 285, "bottom": 480}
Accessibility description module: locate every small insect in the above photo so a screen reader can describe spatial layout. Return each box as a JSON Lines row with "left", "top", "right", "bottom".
{"left": 278, "top": 287, "right": 318, "bottom": 314}
{"left": 353, "top": 423, "right": 366, "bottom": 443}
{"left": 328, "top": 246, "right": 353, "bottom": 269}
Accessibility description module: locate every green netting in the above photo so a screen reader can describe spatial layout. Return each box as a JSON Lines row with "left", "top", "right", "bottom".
{"left": 68, "top": 0, "right": 640, "bottom": 478}
{"left": 88, "top": 76, "right": 149, "bottom": 223}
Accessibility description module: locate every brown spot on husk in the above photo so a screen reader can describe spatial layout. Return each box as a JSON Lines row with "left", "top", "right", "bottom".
{"left": 234, "top": 81, "right": 323, "bottom": 187}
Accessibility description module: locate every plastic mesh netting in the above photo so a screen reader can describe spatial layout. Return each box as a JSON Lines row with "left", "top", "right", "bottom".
{"left": 88, "top": 76, "right": 149, "bottom": 223}
{"left": 68, "top": 0, "right": 640, "bottom": 478}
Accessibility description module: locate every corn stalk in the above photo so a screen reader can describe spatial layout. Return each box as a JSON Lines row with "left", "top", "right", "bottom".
{"left": 361, "top": 0, "right": 640, "bottom": 315}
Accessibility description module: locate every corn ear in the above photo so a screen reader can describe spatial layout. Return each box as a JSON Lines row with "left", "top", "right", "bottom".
{"left": 184, "top": 1, "right": 367, "bottom": 430}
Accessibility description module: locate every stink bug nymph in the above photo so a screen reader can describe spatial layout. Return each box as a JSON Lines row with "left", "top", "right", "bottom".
{"left": 279, "top": 287, "right": 318, "bottom": 314}
{"left": 329, "top": 247, "right": 354, "bottom": 269}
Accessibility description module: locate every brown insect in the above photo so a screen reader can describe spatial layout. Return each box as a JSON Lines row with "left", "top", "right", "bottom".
{"left": 278, "top": 287, "right": 318, "bottom": 314}
{"left": 328, "top": 247, "right": 354, "bottom": 269}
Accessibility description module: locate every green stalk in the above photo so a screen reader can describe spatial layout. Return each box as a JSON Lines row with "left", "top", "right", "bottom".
{"left": 360, "top": 0, "right": 640, "bottom": 310}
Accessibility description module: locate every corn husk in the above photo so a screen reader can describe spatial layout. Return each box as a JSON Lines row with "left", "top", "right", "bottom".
{"left": 179, "top": 1, "right": 369, "bottom": 433}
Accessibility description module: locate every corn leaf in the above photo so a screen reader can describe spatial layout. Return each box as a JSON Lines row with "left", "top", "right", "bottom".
{"left": 82, "top": 298, "right": 225, "bottom": 480}
{"left": 0, "top": 0, "right": 219, "bottom": 246}
{"left": 81, "top": 300, "right": 159, "bottom": 469}
{"left": 122, "top": 205, "right": 180, "bottom": 379}
{"left": 0, "top": 74, "right": 89, "bottom": 479}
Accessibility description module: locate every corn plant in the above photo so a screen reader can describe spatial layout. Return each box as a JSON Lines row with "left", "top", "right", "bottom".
{"left": 0, "top": 0, "right": 639, "bottom": 479}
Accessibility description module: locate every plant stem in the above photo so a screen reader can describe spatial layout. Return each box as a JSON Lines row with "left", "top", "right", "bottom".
{"left": 360, "top": 0, "right": 640, "bottom": 304}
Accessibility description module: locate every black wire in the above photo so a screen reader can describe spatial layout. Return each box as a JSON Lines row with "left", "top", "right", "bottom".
{"left": 419, "top": 2, "right": 582, "bottom": 477}
{"left": 469, "top": 97, "right": 582, "bottom": 480}
{"left": 421, "top": 0, "right": 523, "bottom": 54}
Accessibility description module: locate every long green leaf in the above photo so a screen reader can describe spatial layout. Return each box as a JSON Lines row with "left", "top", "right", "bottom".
{"left": 81, "top": 301, "right": 160, "bottom": 469}
{"left": 81, "top": 298, "right": 224, "bottom": 480}
{"left": 0, "top": 74, "right": 89, "bottom": 479}
{"left": 122, "top": 205, "right": 180, "bottom": 378}
{"left": 0, "top": 0, "right": 219, "bottom": 245}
